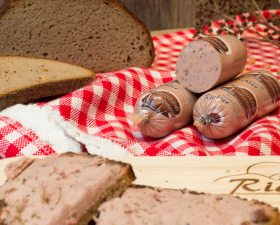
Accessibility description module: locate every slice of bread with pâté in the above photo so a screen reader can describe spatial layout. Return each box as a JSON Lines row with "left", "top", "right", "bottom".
{"left": 0, "top": 152, "right": 136, "bottom": 225}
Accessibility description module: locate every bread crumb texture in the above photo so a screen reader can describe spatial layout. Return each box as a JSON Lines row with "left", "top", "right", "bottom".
{"left": 0, "top": 0, "right": 155, "bottom": 72}
{"left": 0, "top": 56, "right": 94, "bottom": 95}
{"left": 0, "top": 56, "right": 95, "bottom": 111}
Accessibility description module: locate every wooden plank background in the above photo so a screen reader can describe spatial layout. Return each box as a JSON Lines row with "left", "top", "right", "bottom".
{"left": 119, "top": 0, "right": 280, "bottom": 31}
{"left": 0, "top": 0, "right": 279, "bottom": 31}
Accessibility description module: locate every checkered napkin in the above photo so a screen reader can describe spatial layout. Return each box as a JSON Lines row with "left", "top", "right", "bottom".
{"left": 1, "top": 10, "right": 280, "bottom": 158}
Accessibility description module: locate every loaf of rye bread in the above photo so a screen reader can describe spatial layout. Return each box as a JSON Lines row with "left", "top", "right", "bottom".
{"left": 0, "top": 0, "right": 155, "bottom": 73}
{"left": 0, "top": 153, "right": 136, "bottom": 225}
{"left": 97, "top": 185, "right": 280, "bottom": 225}
{"left": 0, "top": 56, "right": 95, "bottom": 111}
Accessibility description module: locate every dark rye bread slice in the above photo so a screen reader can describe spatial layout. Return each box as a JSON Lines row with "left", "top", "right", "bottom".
{"left": 97, "top": 184, "right": 280, "bottom": 225}
{"left": 0, "top": 0, "right": 155, "bottom": 73}
{"left": 0, "top": 153, "right": 136, "bottom": 225}
{"left": 0, "top": 56, "right": 95, "bottom": 111}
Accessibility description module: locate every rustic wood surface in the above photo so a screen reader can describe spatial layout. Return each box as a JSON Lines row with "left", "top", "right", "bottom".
{"left": 119, "top": 0, "right": 196, "bottom": 31}
{"left": 1, "top": 155, "right": 280, "bottom": 209}
{"left": 0, "top": 0, "right": 279, "bottom": 31}
{"left": 120, "top": 0, "right": 280, "bottom": 31}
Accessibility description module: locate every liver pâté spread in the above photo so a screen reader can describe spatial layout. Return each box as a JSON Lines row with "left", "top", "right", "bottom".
{"left": 175, "top": 35, "right": 247, "bottom": 93}
{"left": 97, "top": 186, "right": 280, "bottom": 225}
{"left": 0, "top": 154, "right": 125, "bottom": 225}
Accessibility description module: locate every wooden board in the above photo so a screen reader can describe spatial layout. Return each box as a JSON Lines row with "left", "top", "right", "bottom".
{"left": 1, "top": 156, "right": 280, "bottom": 209}
{"left": 119, "top": 0, "right": 196, "bottom": 31}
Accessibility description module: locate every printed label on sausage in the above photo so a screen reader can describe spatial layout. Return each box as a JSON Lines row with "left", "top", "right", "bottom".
{"left": 162, "top": 80, "right": 192, "bottom": 104}
{"left": 208, "top": 113, "right": 221, "bottom": 123}
{"left": 248, "top": 72, "right": 280, "bottom": 104}
{"left": 203, "top": 94, "right": 239, "bottom": 122}
{"left": 220, "top": 85, "right": 257, "bottom": 119}
{"left": 203, "top": 36, "right": 232, "bottom": 55}
{"left": 239, "top": 78, "right": 267, "bottom": 105}
{"left": 140, "top": 91, "right": 181, "bottom": 118}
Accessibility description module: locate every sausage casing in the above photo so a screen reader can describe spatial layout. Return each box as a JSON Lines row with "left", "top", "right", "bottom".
{"left": 193, "top": 70, "right": 280, "bottom": 139}
{"left": 130, "top": 80, "right": 197, "bottom": 138}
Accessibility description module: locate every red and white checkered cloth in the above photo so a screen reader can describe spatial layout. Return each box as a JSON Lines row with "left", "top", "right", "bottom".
{"left": 1, "top": 10, "right": 280, "bottom": 158}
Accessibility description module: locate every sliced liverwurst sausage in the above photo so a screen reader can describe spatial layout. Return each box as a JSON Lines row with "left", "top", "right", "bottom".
{"left": 129, "top": 80, "right": 198, "bottom": 138}
{"left": 175, "top": 35, "right": 247, "bottom": 93}
{"left": 193, "top": 70, "right": 280, "bottom": 139}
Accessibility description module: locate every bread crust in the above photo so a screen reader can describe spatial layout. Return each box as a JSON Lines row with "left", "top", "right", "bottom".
{"left": 0, "top": 78, "right": 94, "bottom": 111}
{"left": 60, "top": 153, "right": 136, "bottom": 225}
{"left": 0, "top": 75, "right": 94, "bottom": 111}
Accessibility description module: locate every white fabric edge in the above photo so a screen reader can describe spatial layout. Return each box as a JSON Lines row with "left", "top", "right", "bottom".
{"left": 0, "top": 104, "right": 131, "bottom": 157}
{"left": 0, "top": 104, "right": 82, "bottom": 155}
{"left": 52, "top": 110, "right": 132, "bottom": 157}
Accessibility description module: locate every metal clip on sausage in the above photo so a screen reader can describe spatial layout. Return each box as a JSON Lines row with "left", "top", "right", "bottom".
{"left": 128, "top": 110, "right": 149, "bottom": 127}
{"left": 194, "top": 114, "right": 211, "bottom": 128}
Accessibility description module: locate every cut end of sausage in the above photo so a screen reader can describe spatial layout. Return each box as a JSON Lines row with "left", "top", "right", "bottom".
{"left": 175, "top": 40, "right": 221, "bottom": 93}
